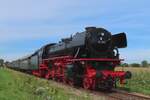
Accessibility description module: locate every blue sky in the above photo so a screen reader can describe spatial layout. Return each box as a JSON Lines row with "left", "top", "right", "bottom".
{"left": 0, "top": 0, "right": 150, "bottom": 63}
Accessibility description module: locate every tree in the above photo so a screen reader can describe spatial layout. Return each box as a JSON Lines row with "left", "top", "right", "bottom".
{"left": 5, "top": 61, "right": 10, "bottom": 67}
{"left": 0, "top": 59, "right": 4, "bottom": 67}
{"left": 141, "top": 60, "right": 149, "bottom": 67}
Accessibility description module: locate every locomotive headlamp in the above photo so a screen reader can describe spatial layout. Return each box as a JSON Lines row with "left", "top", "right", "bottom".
{"left": 100, "top": 37, "right": 103, "bottom": 41}
{"left": 101, "top": 33, "right": 104, "bottom": 36}
{"left": 81, "top": 61, "right": 85, "bottom": 65}
{"left": 97, "top": 32, "right": 110, "bottom": 44}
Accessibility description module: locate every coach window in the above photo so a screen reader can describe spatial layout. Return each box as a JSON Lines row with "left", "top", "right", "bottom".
{"left": 38, "top": 50, "right": 43, "bottom": 57}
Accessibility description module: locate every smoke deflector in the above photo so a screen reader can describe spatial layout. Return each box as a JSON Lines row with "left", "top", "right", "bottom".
{"left": 112, "top": 33, "right": 127, "bottom": 48}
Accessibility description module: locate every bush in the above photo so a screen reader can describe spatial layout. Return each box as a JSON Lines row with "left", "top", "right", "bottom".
{"left": 141, "top": 60, "right": 149, "bottom": 67}
{"left": 0, "top": 59, "right": 4, "bottom": 66}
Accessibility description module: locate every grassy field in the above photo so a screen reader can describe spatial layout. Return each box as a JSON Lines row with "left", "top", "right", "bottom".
{"left": 0, "top": 68, "right": 105, "bottom": 100}
{"left": 0, "top": 67, "right": 149, "bottom": 100}
{"left": 116, "top": 67, "right": 150, "bottom": 96}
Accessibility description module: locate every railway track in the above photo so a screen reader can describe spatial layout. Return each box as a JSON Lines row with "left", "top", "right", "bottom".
{"left": 105, "top": 89, "right": 150, "bottom": 100}
{"left": 56, "top": 81, "right": 150, "bottom": 100}
{"left": 77, "top": 87, "right": 150, "bottom": 100}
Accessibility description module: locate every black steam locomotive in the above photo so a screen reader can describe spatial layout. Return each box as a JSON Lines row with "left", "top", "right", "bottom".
{"left": 8, "top": 27, "right": 131, "bottom": 90}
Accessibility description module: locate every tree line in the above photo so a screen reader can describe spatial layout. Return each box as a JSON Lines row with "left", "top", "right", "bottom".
{"left": 121, "top": 60, "right": 150, "bottom": 67}
{"left": 0, "top": 59, "right": 4, "bottom": 66}
{"left": 0, "top": 59, "right": 9, "bottom": 67}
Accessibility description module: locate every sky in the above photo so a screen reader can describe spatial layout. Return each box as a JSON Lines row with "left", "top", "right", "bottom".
{"left": 0, "top": 0, "right": 150, "bottom": 63}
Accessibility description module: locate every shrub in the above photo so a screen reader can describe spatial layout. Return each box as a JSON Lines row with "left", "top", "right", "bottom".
{"left": 141, "top": 60, "right": 149, "bottom": 67}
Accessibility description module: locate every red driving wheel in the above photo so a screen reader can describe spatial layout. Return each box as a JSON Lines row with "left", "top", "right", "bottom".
{"left": 68, "top": 79, "right": 74, "bottom": 86}
{"left": 83, "top": 77, "right": 92, "bottom": 89}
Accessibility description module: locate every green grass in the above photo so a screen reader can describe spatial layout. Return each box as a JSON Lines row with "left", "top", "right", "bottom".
{"left": 2, "top": 67, "right": 149, "bottom": 99}
{"left": 0, "top": 68, "right": 95, "bottom": 100}
{"left": 116, "top": 67, "right": 150, "bottom": 96}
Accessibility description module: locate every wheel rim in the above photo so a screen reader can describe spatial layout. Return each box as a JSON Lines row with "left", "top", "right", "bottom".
{"left": 69, "top": 80, "right": 74, "bottom": 86}
{"left": 63, "top": 77, "right": 67, "bottom": 83}
{"left": 83, "top": 78, "right": 91, "bottom": 89}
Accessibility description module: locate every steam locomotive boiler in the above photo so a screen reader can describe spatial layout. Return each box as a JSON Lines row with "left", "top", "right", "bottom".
{"left": 8, "top": 27, "right": 131, "bottom": 90}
